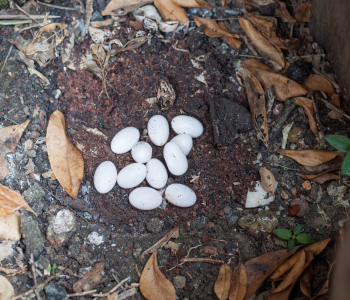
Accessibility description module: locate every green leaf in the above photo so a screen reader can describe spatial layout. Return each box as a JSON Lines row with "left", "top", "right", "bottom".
{"left": 341, "top": 151, "right": 350, "bottom": 174}
{"left": 273, "top": 229, "right": 292, "bottom": 240}
{"left": 288, "top": 239, "right": 295, "bottom": 251}
{"left": 45, "top": 266, "right": 51, "bottom": 271}
{"left": 296, "top": 234, "right": 315, "bottom": 244}
{"left": 325, "top": 135, "right": 350, "bottom": 152}
{"left": 293, "top": 224, "right": 302, "bottom": 235}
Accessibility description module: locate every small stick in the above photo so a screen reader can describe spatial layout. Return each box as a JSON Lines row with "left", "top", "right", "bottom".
{"left": 181, "top": 258, "right": 224, "bottom": 264}
{"left": 29, "top": 253, "right": 41, "bottom": 300}
{"left": 312, "top": 96, "right": 326, "bottom": 148}
{"left": 319, "top": 98, "right": 350, "bottom": 120}
{"left": 1, "top": 44, "right": 13, "bottom": 73}
{"left": 0, "top": 14, "right": 60, "bottom": 19}
{"left": 15, "top": 4, "right": 39, "bottom": 24}
{"left": 67, "top": 290, "right": 97, "bottom": 297}
{"left": 91, "top": 277, "right": 130, "bottom": 297}
{"left": 235, "top": 54, "right": 262, "bottom": 58}
{"left": 37, "top": 1, "right": 78, "bottom": 11}
{"left": 18, "top": 20, "right": 51, "bottom": 32}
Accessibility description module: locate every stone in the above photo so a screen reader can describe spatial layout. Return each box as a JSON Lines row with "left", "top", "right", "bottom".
{"left": 52, "top": 89, "right": 62, "bottom": 100}
{"left": 302, "top": 180, "right": 311, "bottom": 191}
{"left": 45, "top": 283, "right": 68, "bottom": 300}
{"left": 290, "top": 198, "right": 309, "bottom": 217}
{"left": 273, "top": 103, "right": 284, "bottom": 116}
{"left": 288, "top": 127, "right": 304, "bottom": 143}
{"left": 209, "top": 98, "right": 254, "bottom": 146}
{"left": 23, "top": 183, "right": 45, "bottom": 215}
{"left": 238, "top": 210, "right": 278, "bottom": 233}
{"left": 223, "top": 206, "right": 232, "bottom": 215}
{"left": 27, "top": 150, "right": 36, "bottom": 157}
{"left": 280, "top": 191, "right": 289, "bottom": 200}
{"left": 173, "top": 276, "right": 186, "bottom": 289}
{"left": 133, "top": 243, "right": 142, "bottom": 258}
{"left": 87, "top": 231, "right": 104, "bottom": 245}
{"left": 90, "top": 10, "right": 103, "bottom": 21}
{"left": 286, "top": 60, "right": 311, "bottom": 83}
{"left": 227, "top": 215, "right": 239, "bottom": 227}
{"left": 25, "top": 140, "right": 33, "bottom": 150}
{"left": 20, "top": 210, "right": 45, "bottom": 258}
{"left": 146, "top": 218, "right": 164, "bottom": 233}
{"left": 291, "top": 188, "right": 298, "bottom": 196}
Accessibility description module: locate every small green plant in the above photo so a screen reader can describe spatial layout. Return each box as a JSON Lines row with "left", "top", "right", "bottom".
{"left": 45, "top": 263, "right": 57, "bottom": 275}
{"left": 2, "top": 0, "right": 7, "bottom": 6}
{"left": 325, "top": 135, "right": 350, "bottom": 174}
{"left": 273, "top": 224, "right": 315, "bottom": 251}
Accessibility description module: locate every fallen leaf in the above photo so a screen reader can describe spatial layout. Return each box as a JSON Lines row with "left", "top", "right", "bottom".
{"left": 163, "top": 241, "right": 180, "bottom": 254}
{"left": 300, "top": 156, "right": 344, "bottom": 177}
{"left": 299, "top": 265, "right": 313, "bottom": 299}
{"left": 26, "top": 23, "right": 67, "bottom": 55}
{"left": 154, "top": 0, "right": 189, "bottom": 25}
{"left": 301, "top": 173, "right": 340, "bottom": 184}
{"left": 142, "top": 227, "right": 179, "bottom": 257}
{"left": 305, "top": 238, "right": 331, "bottom": 256}
{"left": 28, "top": 67, "right": 50, "bottom": 85}
{"left": 85, "top": 0, "right": 93, "bottom": 34}
{"left": 294, "top": 2, "right": 311, "bottom": 23}
{"left": 0, "top": 156, "right": 9, "bottom": 181}
{"left": 270, "top": 249, "right": 304, "bottom": 281}
{"left": 276, "top": 149, "right": 341, "bottom": 167}
{"left": 156, "top": 19, "right": 179, "bottom": 32}
{"left": 302, "top": 74, "right": 335, "bottom": 96}
{"left": 214, "top": 264, "right": 232, "bottom": 300}
{"left": 173, "top": 0, "right": 213, "bottom": 9}
{"left": 241, "top": 59, "right": 307, "bottom": 101}
{"left": 102, "top": 0, "right": 153, "bottom": 16}
{"left": 229, "top": 261, "right": 247, "bottom": 300}
{"left": 218, "top": 22, "right": 242, "bottom": 49}
{"left": 0, "top": 275, "right": 15, "bottom": 299}
{"left": 193, "top": 16, "right": 238, "bottom": 39}
{"left": 0, "top": 212, "right": 21, "bottom": 241}
{"left": 259, "top": 167, "right": 275, "bottom": 195}
{"left": 90, "top": 19, "right": 114, "bottom": 28}
{"left": 238, "top": 17, "right": 285, "bottom": 68}
{"left": 73, "top": 262, "right": 105, "bottom": 292}
{"left": 62, "top": 32, "right": 75, "bottom": 64}
{"left": 294, "top": 97, "right": 318, "bottom": 137}
{"left": 204, "top": 246, "right": 218, "bottom": 256}
{"left": 46, "top": 110, "right": 84, "bottom": 199}
{"left": 0, "top": 185, "right": 35, "bottom": 216}
{"left": 140, "top": 252, "right": 176, "bottom": 300}
{"left": 274, "top": 0, "right": 297, "bottom": 23}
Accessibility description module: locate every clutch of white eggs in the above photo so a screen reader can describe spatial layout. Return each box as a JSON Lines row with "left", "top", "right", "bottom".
{"left": 93, "top": 114, "right": 203, "bottom": 210}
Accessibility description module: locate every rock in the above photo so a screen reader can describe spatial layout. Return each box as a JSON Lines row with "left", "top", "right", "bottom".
{"left": 238, "top": 210, "right": 278, "bottom": 233}
{"left": 173, "top": 276, "right": 186, "bottom": 289}
{"left": 327, "top": 181, "right": 347, "bottom": 198}
{"left": 302, "top": 180, "right": 311, "bottom": 191}
{"left": 290, "top": 198, "right": 309, "bottom": 217}
{"left": 227, "top": 215, "right": 239, "bottom": 227}
{"left": 184, "top": 97, "right": 208, "bottom": 119}
{"left": 47, "top": 209, "right": 76, "bottom": 248}
{"left": 28, "top": 150, "right": 36, "bottom": 157}
{"left": 286, "top": 60, "right": 311, "bottom": 83}
{"left": 20, "top": 210, "right": 45, "bottom": 258}
{"left": 23, "top": 183, "right": 45, "bottom": 215}
{"left": 25, "top": 140, "right": 33, "bottom": 150}
{"left": 91, "top": 10, "right": 103, "bottom": 21}
{"left": 280, "top": 191, "right": 289, "bottom": 200}
{"left": 133, "top": 243, "right": 142, "bottom": 258}
{"left": 245, "top": 181, "right": 277, "bottom": 208}
{"left": 288, "top": 127, "right": 304, "bottom": 143}
{"left": 45, "top": 283, "right": 68, "bottom": 300}
{"left": 273, "top": 103, "right": 284, "bottom": 116}
{"left": 209, "top": 98, "right": 254, "bottom": 146}
{"left": 146, "top": 218, "right": 164, "bottom": 233}
{"left": 223, "top": 206, "right": 232, "bottom": 215}
{"left": 87, "top": 231, "right": 104, "bottom": 245}
{"left": 291, "top": 188, "right": 298, "bottom": 196}
{"left": 52, "top": 89, "right": 62, "bottom": 100}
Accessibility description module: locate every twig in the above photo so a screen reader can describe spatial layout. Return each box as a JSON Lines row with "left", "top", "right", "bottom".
{"left": 235, "top": 54, "right": 262, "bottom": 58}
{"left": 0, "top": 14, "right": 60, "bottom": 19}
{"left": 312, "top": 95, "right": 326, "bottom": 148}
{"left": 1, "top": 44, "right": 13, "bottom": 73}
{"left": 18, "top": 20, "right": 51, "bottom": 32}
{"left": 37, "top": 1, "right": 78, "bottom": 11}
{"left": 67, "top": 290, "right": 97, "bottom": 297}
{"left": 169, "top": 243, "right": 202, "bottom": 271}
{"left": 319, "top": 98, "right": 350, "bottom": 121}
{"left": 0, "top": 20, "right": 32, "bottom": 25}
{"left": 92, "top": 277, "right": 130, "bottom": 297}
{"left": 15, "top": 4, "right": 39, "bottom": 24}
{"left": 29, "top": 253, "right": 41, "bottom": 300}
{"left": 181, "top": 258, "right": 224, "bottom": 264}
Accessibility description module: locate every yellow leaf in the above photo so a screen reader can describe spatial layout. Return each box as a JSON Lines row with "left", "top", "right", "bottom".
{"left": 302, "top": 74, "right": 335, "bottom": 96}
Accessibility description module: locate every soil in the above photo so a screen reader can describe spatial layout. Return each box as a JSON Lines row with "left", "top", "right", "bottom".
{"left": 0, "top": 0, "right": 349, "bottom": 299}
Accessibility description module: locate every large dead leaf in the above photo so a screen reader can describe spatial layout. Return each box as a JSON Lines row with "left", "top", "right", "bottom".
{"left": 154, "top": 0, "right": 189, "bottom": 25}
{"left": 299, "top": 265, "right": 313, "bottom": 299}
{"left": 73, "top": 262, "right": 105, "bottom": 292}
{"left": 102, "top": 0, "right": 153, "bottom": 16}
{"left": 229, "top": 261, "right": 247, "bottom": 300}
{"left": 274, "top": 0, "right": 297, "bottom": 23}
{"left": 294, "top": 97, "right": 318, "bottom": 137}
{"left": 215, "top": 264, "right": 232, "bottom": 300}
{"left": 46, "top": 110, "right": 84, "bottom": 199}
{"left": 276, "top": 149, "right": 341, "bottom": 167}
{"left": 259, "top": 167, "right": 275, "bottom": 195}
{"left": 0, "top": 275, "right": 15, "bottom": 299}
{"left": 0, "top": 212, "right": 21, "bottom": 241}
{"left": 241, "top": 59, "right": 308, "bottom": 101}
{"left": 303, "top": 173, "right": 340, "bottom": 184}
{"left": 0, "top": 185, "right": 35, "bottom": 216}
{"left": 140, "top": 252, "right": 176, "bottom": 300}
{"left": 270, "top": 250, "right": 304, "bottom": 281}
{"left": 300, "top": 156, "right": 343, "bottom": 177}
{"left": 26, "top": 23, "right": 67, "bottom": 55}
{"left": 218, "top": 22, "right": 242, "bottom": 49}
{"left": 305, "top": 238, "right": 331, "bottom": 256}
{"left": 194, "top": 16, "right": 237, "bottom": 39}
{"left": 302, "top": 74, "right": 335, "bottom": 96}
{"left": 239, "top": 17, "right": 285, "bottom": 68}
{"left": 173, "top": 0, "right": 213, "bottom": 9}
{"left": 294, "top": 2, "right": 311, "bottom": 23}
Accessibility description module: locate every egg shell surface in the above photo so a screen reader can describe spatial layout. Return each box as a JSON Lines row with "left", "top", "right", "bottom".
{"left": 171, "top": 115, "right": 203, "bottom": 138}
{"left": 117, "top": 163, "right": 147, "bottom": 189}
{"left": 94, "top": 161, "right": 118, "bottom": 194}
{"left": 165, "top": 183, "right": 196, "bottom": 207}
{"left": 146, "top": 158, "right": 168, "bottom": 189}
{"left": 132, "top": 142, "right": 152, "bottom": 163}
{"left": 147, "top": 115, "right": 169, "bottom": 146}
{"left": 170, "top": 134, "right": 193, "bottom": 156}
{"left": 129, "top": 187, "right": 162, "bottom": 210}
{"left": 163, "top": 142, "right": 188, "bottom": 176}
{"left": 111, "top": 127, "right": 140, "bottom": 154}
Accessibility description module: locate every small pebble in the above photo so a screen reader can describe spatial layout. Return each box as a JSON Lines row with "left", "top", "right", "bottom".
{"left": 28, "top": 150, "right": 36, "bottom": 158}
{"left": 273, "top": 103, "right": 284, "bottom": 116}
{"left": 52, "top": 89, "right": 62, "bottom": 100}
{"left": 25, "top": 140, "right": 33, "bottom": 150}
{"left": 280, "top": 191, "right": 289, "bottom": 200}
{"left": 302, "top": 180, "right": 311, "bottom": 191}
{"left": 291, "top": 188, "right": 297, "bottom": 196}
{"left": 30, "top": 131, "right": 40, "bottom": 139}
{"left": 290, "top": 197, "right": 309, "bottom": 217}
{"left": 223, "top": 206, "right": 232, "bottom": 215}
{"left": 288, "top": 127, "right": 304, "bottom": 143}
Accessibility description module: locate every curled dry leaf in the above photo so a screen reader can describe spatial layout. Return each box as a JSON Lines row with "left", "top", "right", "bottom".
{"left": 241, "top": 59, "right": 307, "bottom": 101}
{"left": 270, "top": 249, "right": 304, "bottom": 281}
{"left": 276, "top": 149, "right": 341, "bottom": 167}
{"left": 90, "top": 19, "right": 114, "bottom": 28}
{"left": 28, "top": 67, "right": 50, "bottom": 85}
{"left": 0, "top": 275, "right": 15, "bottom": 299}
{"left": 294, "top": 97, "right": 318, "bottom": 137}
{"left": 0, "top": 185, "right": 36, "bottom": 216}
{"left": 193, "top": 16, "right": 238, "bottom": 39}
{"left": 0, "top": 212, "right": 21, "bottom": 241}
{"left": 173, "top": 0, "right": 213, "bottom": 9}
{"left": 140, "top": 252, "right": 176, "bottom": 300}
{"left": 293, "top": 2, "right": 312, "bottom": 23}
{"left": 218, "top": 22, "right": 242, "bottom": 49}
{"left": 229, "top": 261, "right": 248, "bottom": 300}
{"left": 214, "top": 264, "right": 232, "bottom": 300}
{"left": 158, "top": 79, "right": 176, "bottom": 110}
{"left": 300, "top": 156, "right": 343, "bottom": 177}
{"left": 259, "top": 167, "right": 275, "bottom": 195}
{"left": 73, "top": 262, "right": 105, "bottom": 292}
{"left": 238, "top": 17, "right": 285, "bottom": 68}
{"left": 299, "top": 265, "right": 313, "bottom": 299}
{"left": 274, "top": 0, "right": 297, "bottom": 23}
{"left": 26, "top": 23, "right": 67, "bottom": 55}
{"left": 102, "top": 0, "right": 153, "bottom": 16}
{"left": 46, "top": 110, "right": 84, "bottom": 199}
{"left": 305, "top": 238, "right": 331, "bottom": 256}
{"left": 154, "top": 0, "right": 189, "bottom": 25}
{"left": 302, "top": 74, "right": 335, "bottom": 96}
{"left": 303, "top": 173, "right": 340, "bottom": 184}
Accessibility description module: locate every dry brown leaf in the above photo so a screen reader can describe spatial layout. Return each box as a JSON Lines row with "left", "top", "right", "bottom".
{"left": 46, "top": 110, "right": 84, "bottom": 199}
{"left": 270, "top": 250, "right": 304, "bottom": 281}
{"left": 294, "top": 2, "right": 311, "bottom": 23}
{"left": 241, "top": 59, "right": 307, "bottom": 101}
{"left": 300, "top": 156, "right": 344, "bottom": 177}
{"left": 173, "top": 0, "right": 213, "bottom": 9}
{"left": 259, "top": 167, "right": 275, "bottom": 195}
{"left": 229, "top": 261, "right": 247, "bottom": 300}
{"left": 85, "top": 0, "right": 93, "bottom": 34}
{"left": 214, "top": 264, "right": 232, "bottom": 300}
{"left": 154, "top": 0, "right": 189, "bottom": 25}
{"left": 0, "top": 212, "right": 21, "bottom": 241}
{"left": 140, "top": 252, "right": 176, "bottom": 300}
{"left": 73, "top": 262, "right": 105, "bottom": 292}
{"left": 102, "top": 0, "right": 153, "bottom": 16}
{"left": 0, "top": 275, "right": 15, "bottom": 299}
{"left": 194, "top": 16, "right": 236, "bottom": 38}
{"left": 302, "top": 74, "right": 335, "bottom": 96}
{"left": 294, "top": 97, "right": 318, "bottom": 137}
{"left": 221, "top": 0, "right": 232, "bottom": 5}
{"left": 305, "top": 238, "right": 331, "bottom": 256}
{"left": 244, "top": 0, "right": 275, "bottom": 5}
{"left": 26, "top": 23, "right": 67, "bottom": 55}
{"left": 218, "top": 22, "right": 242, "bottom": 49}
{"left": 0, "top": 156, "right": 9, "bottom": 181}
{"left": 301, "top": 173, "right": 340, "bottom": 184}
{"left": 299, "top": 265, "right": 313, "bottom": 299}
{"left": 90, "top": 19, "right": 114, "bottom": 28}
{"left": 274, "top": 0, "right": 297, "bottom": 23}
{"left": 276, "top": 149, "right": 340, "bottom": 167}
{"left": 0, "top": 185, "right": 35, "bottom": 216}
{"left": 239, "top": 17, "right": 285, "bottom": 68}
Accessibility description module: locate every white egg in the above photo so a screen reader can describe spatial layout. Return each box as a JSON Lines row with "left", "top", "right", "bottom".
{"left": 163, "top": 142, "right": 188, "bottom": 176}
{"left": 117, "top": 163, "right": 147, "bottom": 189}
{"left": 146, "top": 158, "right": 168, "bottom": 189}
{"left": 111, "top": 127, "right": 140, "bottom": 154}
{"left": 93, "top": 161, "right": 118, "bottom": 194}
{"left": 129, "top": 187, "right": 162, "bottom": 210}
{"left": 147, "top": 115, "right": 169, "bottom": 146}
{"left": 171, "top": 115, "right": 203, "bottom": 138}
{"left": 165, "top": 184, "right": 196, "bottom": 207}
{"left": 132, "top": 142, "right": 152, "bottom": 163}
{"left": 170, "top": 134, "right": 193, "bottom": 156}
